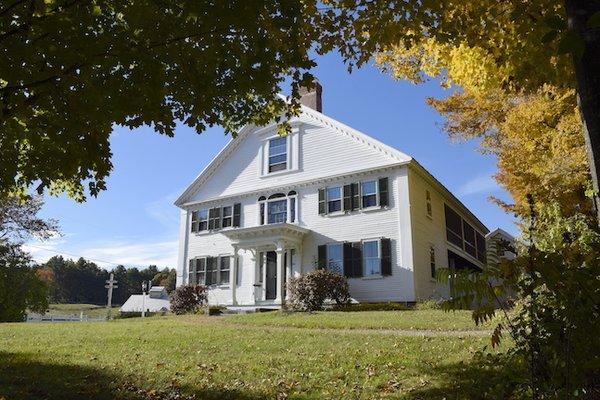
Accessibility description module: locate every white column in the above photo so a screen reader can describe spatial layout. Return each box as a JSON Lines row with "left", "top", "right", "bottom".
{"left": 296, "top": 245, "right": 303, "bottom": 276}
{"left": 176, "top": 209, "right": 190, "bottom": 287}
{"left": 231, "top": 246, "right": 238, "bottom": 306}
{"left": 285, "top": 249, "right": 293, "bottom": 299}
{"left": 274, "top": 241, "right": 285, "bottom": 304}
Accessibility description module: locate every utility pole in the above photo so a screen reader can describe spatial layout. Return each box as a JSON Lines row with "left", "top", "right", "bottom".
{"left": 141, "top": 280, "right": 148, "bottom": 318}
{"left": 105, "top": 272, "right": 118, "bottom": 320}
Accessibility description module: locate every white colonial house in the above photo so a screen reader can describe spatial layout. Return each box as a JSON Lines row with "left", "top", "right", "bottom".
{"left": 174, "top": 84, "right": 492, "bottom": 309}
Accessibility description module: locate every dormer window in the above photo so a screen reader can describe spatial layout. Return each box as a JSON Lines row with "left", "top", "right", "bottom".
{"left": 268, "top": 136, "right": 287, "bottom": 173}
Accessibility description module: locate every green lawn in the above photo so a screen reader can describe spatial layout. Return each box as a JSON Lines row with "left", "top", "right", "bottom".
{"left": 0, "top": 313, "right": 517, "bottom": 400}
{"left": 45, "top": 303, "right": 120, "bottom": 318}
{"left": 230, "top": 309, "right": 491, "bottom": 331}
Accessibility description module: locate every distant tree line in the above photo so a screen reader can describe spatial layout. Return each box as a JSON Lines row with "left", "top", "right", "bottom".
{"left": 36, "top": 256, "right": 176, "bottom": 305}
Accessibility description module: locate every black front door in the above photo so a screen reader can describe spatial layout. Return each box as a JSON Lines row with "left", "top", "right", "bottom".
{"left": 265, "top": 251, "right": 277, "bottom": 300}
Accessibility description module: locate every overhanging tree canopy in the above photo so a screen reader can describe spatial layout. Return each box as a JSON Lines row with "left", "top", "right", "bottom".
{"left": 0, "top": 0, "right": 318, "bottom": 200}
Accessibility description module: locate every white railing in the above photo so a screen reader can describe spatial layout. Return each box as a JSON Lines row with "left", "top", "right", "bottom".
{"left": 26, "top": 313, "right": 106, "bottom": 322}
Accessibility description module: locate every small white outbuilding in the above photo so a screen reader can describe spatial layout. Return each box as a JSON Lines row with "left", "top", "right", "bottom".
{"left": 120, "top": 286, "right": 171, "bottom": 314}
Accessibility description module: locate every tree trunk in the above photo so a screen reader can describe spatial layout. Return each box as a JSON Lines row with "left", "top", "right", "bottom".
{"left": 565, "top": 0, "right": 600, "bottom": 221}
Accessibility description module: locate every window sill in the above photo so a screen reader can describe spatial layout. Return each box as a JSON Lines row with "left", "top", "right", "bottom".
{"left": 426, "top": 214, "right": 433, "bottom": 221}
{"left": 362, "top": 206, "right": 384, "bottom": 213}
{"left": 362, "top": 275, "right": 384, "bottom": 280}
{"left": 260, "top": 168, "right": 298, "bottom": 178}
{"left": 322, "top": 206, "right": 386, "bottom": 218}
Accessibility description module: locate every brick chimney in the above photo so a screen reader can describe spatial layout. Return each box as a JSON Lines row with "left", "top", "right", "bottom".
{"left": 298, "top": 81, "right": 322, "bottom": 112}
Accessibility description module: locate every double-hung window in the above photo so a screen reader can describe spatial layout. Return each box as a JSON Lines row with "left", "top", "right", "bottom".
{"left": 219, "top": 256, "right": 231, "bottom": 285}
{"left": 191, "top": 210, "right": 209, "bottom": 232}
{"left": 268, "top": 136, "right": 287, "bottom": 173}
{"left": 196, "top": 258, "right": 207, "bottom": 284}
{"left": 267, "top": 199, "right": 287, "bottom": 224}
{"left": 361, "top": 180, "right": 378, "bottom": 208}
{"left": 221, "top": 206, "right": 233, "bottom": 228}
{"left": 327, "top": 187, "right": 342, "bottom": 213}
{"left": 326, "top": 243, "right": 343, "bottom": 275}
{"left": 363, "top": 240, "right": 381, "bottom": 276}
{"left": 198, "top": 210, "right": 208, "bottom": 231}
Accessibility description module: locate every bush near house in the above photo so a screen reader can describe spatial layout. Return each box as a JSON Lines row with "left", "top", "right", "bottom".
{"left": 169, "top": 285, "right": 206, "bottom": 315}
{"left": 288, "top": 269, "right": 350, "bottom": 311}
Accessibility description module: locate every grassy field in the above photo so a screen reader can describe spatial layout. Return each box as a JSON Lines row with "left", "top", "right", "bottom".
{"left": 45, "top": 303, "right": 120, "bottom": 318}
{"left": 0, "top": 311, "right": 517, "bottom": 400}
{"left": 230, "top": 309, "right": 491, "bottom": 331}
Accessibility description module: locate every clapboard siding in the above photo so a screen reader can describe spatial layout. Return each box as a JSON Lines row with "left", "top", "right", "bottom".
{"left": 188, "top": 114, "right": 402, "bottom": 202}
{"left": 175, "top": 105, "right": 488, "bottom": 306}
{"left": 298, "top": 167, "right": 414, "bottom": 302}
{"left": 407, "top": 167, "right": 489, "bottom": 300}
{"left": 181, "top": 167, "right": 416, "bottom": 305}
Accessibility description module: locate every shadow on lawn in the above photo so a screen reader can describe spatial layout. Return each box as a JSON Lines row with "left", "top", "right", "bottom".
{"left": 0, "top": 351, "right": 269, "bottom": 400}
{"left": 404, "top": 351, "right": 524, "bottom": 400}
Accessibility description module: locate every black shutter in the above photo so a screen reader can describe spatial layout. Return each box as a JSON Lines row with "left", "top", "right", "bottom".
{"left": 317, "top": 245, "right": 327, "bottom": 269}
{"left": 343, "top": 184, "right": 352, "bottom": 212}
{"left": 233, "top": 203, "right": 241, "bottom": 227}
{"left": 379, "top": 177, "right": 389, "bottom": 207}
{"left": 381, "top": 238, "right": 392, "bottom": 276}
{"left": 351, "top": 183, "right": 360, "bottom": 210}
{"left": 318, "top": 188, "right": 326, "bottom": 215}
{"left": 191, "top": 211, "right": 198, "bottom": 232}
{"left": 213, "top": 207, "right": 221, "bottom": 229}
{"left": 208, "top": 208, "right": 215, "bottom": 230}
{"left": 343, "top": 242, "right": 353, "bottom": 277}
{"left": 352, "top": 242, "right": 363, "bottom": 277}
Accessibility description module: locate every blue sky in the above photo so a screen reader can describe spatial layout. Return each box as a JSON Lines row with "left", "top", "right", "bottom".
{"left": 25, "top": 53, "right": 516, "bottom": 269}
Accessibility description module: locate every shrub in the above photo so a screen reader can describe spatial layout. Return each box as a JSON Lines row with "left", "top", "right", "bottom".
{"left": 288, "top": 269, "right": 350, "bottom": 311}
{"left": 330, "top": 302, "right": 410, "bottom": 312}
{"left": 415, "top": 299, "right": 443, "bottom": 310}
{"left": 170, "top": 285, "right": 206, "bottom": 315}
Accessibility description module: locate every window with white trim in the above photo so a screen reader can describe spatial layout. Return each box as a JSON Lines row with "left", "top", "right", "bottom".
{"left": 326, "top": 243, "right": 343, "bottom": 275}
{"left": 268, "top": 199, "right": 287, "bottom": 223}
{"left": 219, "top": 256, "right": 231, "bottom": 284}
{"left": 363, "top": 240, "right": 381, "bottom": 276}
{"left": 268, "top": 136, "right": 287, "bottom": 173}
{"left": 327, "top": 187, "right": 342, "bottom": 213}
{"left": 222, "top": 206, "right": 233, "bottom": 228}
{"left": 361, "top": 180, "right": 378, "bottom": 208}
{"left": 258, "top": 192, "right": 298, "bottom": 225}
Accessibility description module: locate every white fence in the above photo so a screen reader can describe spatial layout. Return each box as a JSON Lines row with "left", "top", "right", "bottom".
{"left": 26, "top": 313, "right": 107, "bottom": 322}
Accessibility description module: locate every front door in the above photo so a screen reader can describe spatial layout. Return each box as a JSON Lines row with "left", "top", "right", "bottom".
{"left": 265, "top": 251, "right": 277, "bottom": 300}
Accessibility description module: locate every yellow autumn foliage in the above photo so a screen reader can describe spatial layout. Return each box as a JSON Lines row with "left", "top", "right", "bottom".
{"left": 376, "top": 37, "right": 591, "bottom": 219}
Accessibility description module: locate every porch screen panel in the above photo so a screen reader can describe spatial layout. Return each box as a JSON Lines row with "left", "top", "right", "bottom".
{"left": 444, "top": 204, "right": 463, "bottom": 248}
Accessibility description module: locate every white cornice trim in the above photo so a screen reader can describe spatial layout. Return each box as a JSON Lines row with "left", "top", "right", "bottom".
{"left": 178, "top": 162, "right": 407, "bottom": 210}
{"left": 175, "top": 104, "right": 413, "bottom": 206}
{"left": 407, "top": 161, "right": 490, "bottom": 234}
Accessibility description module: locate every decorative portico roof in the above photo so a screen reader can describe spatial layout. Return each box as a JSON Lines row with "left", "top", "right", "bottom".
{"left": 221, "top": 223, "right": 310, "bottom": 250}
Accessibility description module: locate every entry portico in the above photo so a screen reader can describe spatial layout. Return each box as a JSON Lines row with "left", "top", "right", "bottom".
{"left": 223, "top": 223, "right": 309, "bottom": 307}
